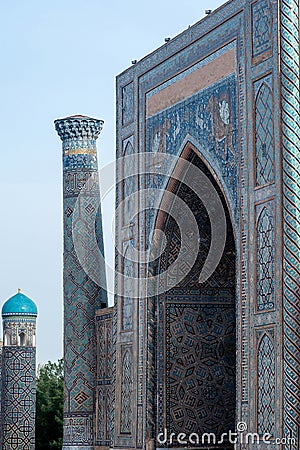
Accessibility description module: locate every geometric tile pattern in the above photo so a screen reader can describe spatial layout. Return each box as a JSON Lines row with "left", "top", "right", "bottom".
{"left": 96, "top": 388, "right": 114, "bottom": 446}
{"left": 55, "top": 116, "right": 107, "bottom": 448}
{"left": 146, "top": 75, "right": 238, "bottom": 219}
{"left": 121, "top": 139, "right": 136, "bottom": 331}
{"left": 122, "top": 83, "right": 134, "bottom": 126}
{"left": 280, "top": 1, "right": 300, "bottom": 448}
{"left": 120, "top": 348, "right": 133, "bottom": 434}
{"left": 165, "top": 303, "right": 235, "bottom": 438}
{"left": 257, "top": 332, "right": 275, "bottom": 436}
{"left": 74, "top": 390, "right": 89, "bottom": 405}
{"left": 121, "top": 298, "right": 133, "bottom": 331}
{"left": 1, "top": 347, "right": 36, "bottom": 450}
{"left": 256, "top": 208, "right": 275, "bottom": 311}
{"left": 255, "top": 81, "right": 275, "bottom": 186}
{"left": 95, "top": 310, "right": 114, "bottom": 447}
{"left": 252, "top": 0, "right": 272, "bottom": 58}
{"left": 63, "top": 415, "right": 93, "bottom": 446}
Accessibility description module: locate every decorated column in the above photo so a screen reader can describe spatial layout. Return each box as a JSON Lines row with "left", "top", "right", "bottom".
{"left": 55, "top": 115, "right": 107, "bottom": 449}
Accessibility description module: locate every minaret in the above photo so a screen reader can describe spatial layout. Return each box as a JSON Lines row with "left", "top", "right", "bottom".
{"left": 55, "top": 115, "right": 107, "bottom": 449}
{"left": 1, "top": 289, "right": 38, "bottom": 450}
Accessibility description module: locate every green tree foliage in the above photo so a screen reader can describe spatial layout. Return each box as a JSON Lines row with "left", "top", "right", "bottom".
{"left": 36, "top": 358, "right": 64, "bottom": 449}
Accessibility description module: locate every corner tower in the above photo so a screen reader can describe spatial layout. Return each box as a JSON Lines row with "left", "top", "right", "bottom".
{"left": 55, "top": 115, "right": 107, "bottom": 449}
{"left": 1, "top": 289, "right": 37, "bottom": 450}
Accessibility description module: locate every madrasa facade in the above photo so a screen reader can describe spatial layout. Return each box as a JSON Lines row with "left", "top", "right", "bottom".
{"left": 54, "top": 0, "right": 300, "bottom": 449}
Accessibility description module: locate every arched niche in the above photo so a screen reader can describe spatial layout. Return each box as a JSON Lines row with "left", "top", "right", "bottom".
{"left": 148, "top": 145, "right": 236, "bottom": 445}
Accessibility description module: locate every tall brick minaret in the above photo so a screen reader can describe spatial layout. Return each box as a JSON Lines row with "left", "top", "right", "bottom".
{"left": 55, "top": 115, "right": 107, "bottom": 449}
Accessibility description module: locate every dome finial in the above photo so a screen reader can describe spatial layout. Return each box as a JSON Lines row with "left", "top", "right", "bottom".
{"left": 18, "top": 288, "right": 21, "bottom": 294}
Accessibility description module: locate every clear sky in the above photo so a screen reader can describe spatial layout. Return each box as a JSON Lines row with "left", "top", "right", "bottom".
{"left": 0, "top": 0, "right": 225, "bottom": 364}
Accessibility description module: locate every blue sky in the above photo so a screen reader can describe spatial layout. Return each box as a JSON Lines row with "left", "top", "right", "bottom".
{"left": 0, "top": 0, "right": 225, "bottom": 364}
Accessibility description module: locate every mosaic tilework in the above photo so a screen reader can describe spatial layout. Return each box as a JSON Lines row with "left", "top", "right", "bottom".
{"left": 154, "top": 152, "right": 236, "bottom": 442}
{"left": 113, "top": 0, "right": 300, "bottom": 447}
{"left": 111, "top": 294, "right": 119, "bottom": 447}
{"left": 121, "top": 298, "right": 133, "bottom": 331}
{"left": 256, "top": 208, "right": 275, "bottom": 311}
{"left": 123, "top": 139, "right": 138, "bottom": 227}
{"left": 97, "top": 388, "right": 114, "bottom": 445}
{"left": 145, "top": 75, "right": 238, "bottom": 242}
{"left": 121, "top": 255, "right": 136, "bottom": 302}
{"left": 257, "top": 331, "right": 275, "bottom": 436}
{"left": 121, "top": 139, "right": 137, "bottom": 331}
{"left": 254, "top": 77, "right": 275, "bottom": 186}
{"left": 146, "top": 43, "right": 235, "bottom": 101}
{"left": 234, "top": 15, "right": 249, "bottom": 424}
{"left": 115, "top": 13, "right": 243, "bottom": 447}
{"left": 165, "top": 303, "right": 235, "bottom": 437}
{"left": 252, "top": 0, "right": 272, "bottom": 58}
{"left": 2, "top": 317, "right": 36, "bottom": 347}
{"left": 1, "top": 347, "right": 36, "bottom": 450}
{"left": 55, "top": 116, "right": 107, "bottom": 448}
{"left": 63, "top": 415, "right": 93, "bottom": 446}
{"left": 95, "top": 309, "right": 114, "bottom": 447}
{"left": 136, "top": 23, "right": 241, "bottom": 447}
{"left": 120, "top": 347, "right": 133, "bottom": 434}
{"left": 280, "top": 0, "right": 300, "bottom": 447}
{"left": 122, "top": 83, "right": 134, "bottom": 126}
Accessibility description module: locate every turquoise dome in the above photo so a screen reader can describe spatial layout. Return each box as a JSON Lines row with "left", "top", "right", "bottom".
{"left": 2, "top": 291, "right": 38, "bottom": 317}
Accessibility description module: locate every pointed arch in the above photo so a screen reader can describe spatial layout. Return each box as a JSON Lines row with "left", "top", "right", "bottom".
{"left": 148, "top": 146, "right": 236, "bottom": 440}
{"left": 179, "top": 137, "right": 236, "bottom": 228}
{"left": 122, "top": 140, "right": 138, "bottom": 226}
{"left": 147, "top": 141, "right": 235, "bottom": 291}
{"left": 123, "top": 141, "right": 134, "bottom": 156}
{"left": 154, "top": 137, "right": 237, "bottom": 233}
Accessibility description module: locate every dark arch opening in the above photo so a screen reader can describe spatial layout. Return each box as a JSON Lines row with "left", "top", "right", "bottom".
{"left": 149, "top": 147, "right": 236, "bottom": 449}
{"left": 19, "top": 332, "right": 27, "bottom": 346}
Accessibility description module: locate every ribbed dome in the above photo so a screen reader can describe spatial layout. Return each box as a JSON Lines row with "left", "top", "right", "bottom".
{"left": 2, "top": 291, "right": 38, "bottom": 317}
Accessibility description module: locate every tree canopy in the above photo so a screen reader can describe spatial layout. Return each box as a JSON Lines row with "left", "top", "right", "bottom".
{"left": 36, "top": 358, "right": 64, "bottom": 449}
